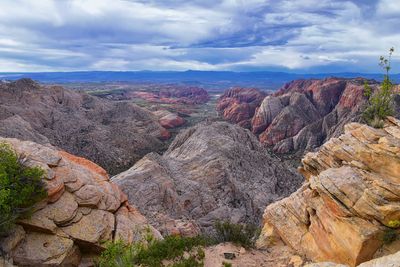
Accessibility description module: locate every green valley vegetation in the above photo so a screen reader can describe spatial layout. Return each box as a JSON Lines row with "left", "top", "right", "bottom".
{"left": 213, "top": 221, "right": 260, "bottom": 249}
{"left": 363, "top": 47, "right": 396, "bottom": 128}
{"left": 98, "top": 221, "right": 261, "bottom": 267}
{"left": 0, "top": 142, "right": 47, "bottom": 236}
{"left": 98, "top": 235, "right": 207, "bottom": 267}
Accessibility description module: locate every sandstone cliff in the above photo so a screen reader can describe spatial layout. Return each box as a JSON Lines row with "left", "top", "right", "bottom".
{"left": 252, "top": 78, "right": 380, "bottom": 154}
{"left": 0, "top": 79, "right": 169, "bottom": 175}
{"left": 112, "top": 121, "right": 303, "bottom": 235}
{"left": 0, "top": 137, "right": 160, "bottom": 266}
{"left": 216, "top": 88, "right": 266, "bottom": 129}
{"left": 258, "top": 117, "right": 400, "bottom": 266}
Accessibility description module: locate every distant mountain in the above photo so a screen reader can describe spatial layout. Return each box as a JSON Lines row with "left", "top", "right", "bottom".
{"left": 1, "top": 70, "right": 398, "bottom": 90}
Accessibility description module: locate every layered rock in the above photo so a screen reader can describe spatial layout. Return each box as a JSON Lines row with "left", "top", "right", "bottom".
{"left": 305, "top": 251, "right": 400, "bottom": 267}
{"left": 112, "top": 121, "right": 302, "bottom": 234}
{"left": 153, "top": 110, "right": 186, "bottom": 129}
{"left": 258, "top": 117, "right": 400, "bottom": 266}
{"left": 128, "top": 86, "right": 210, "bottom": 104}
{"left": 217, "top": 88, "right": 266, "bottom": 129}
{"left": 0, "top": 137, "right": 160, "bottom": 266}
{"left": 0, "top": 79, "right": 169, "bottom": 175}
{"left": 252, "top": 78, "right": 381, "bottom": 154}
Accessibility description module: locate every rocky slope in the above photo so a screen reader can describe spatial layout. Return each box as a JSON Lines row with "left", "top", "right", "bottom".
{"left": 0, "top": 137, "right": 160, "bottom": 266}
{"left": 252, "top": 78, "right": 381, "bottom": 155}
{"left": 258, "top": 117, "right": 400, "bottom": 266}
{"left": 0, "top": 79, "right": 169, "bottom": 175}
{"left": 94, "top": 84, "right": 209, "bottom": 105}
{"left": 216, "top": 88, "right": 266, "bottom": 129}
{"left": 112, "top": 121, "right": 303, "bottom": 235}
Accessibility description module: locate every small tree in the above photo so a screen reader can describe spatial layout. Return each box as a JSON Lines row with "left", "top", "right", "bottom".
{"left": 363, "top": 47, "right": 396, "bottom": 128}
{"left": 0, "top": 142, "right": 47, "bottom": 236}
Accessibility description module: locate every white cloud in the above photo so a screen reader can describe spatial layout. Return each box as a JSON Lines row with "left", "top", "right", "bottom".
{"left": 0, "top": 0, "right": 398, "bottom": 72}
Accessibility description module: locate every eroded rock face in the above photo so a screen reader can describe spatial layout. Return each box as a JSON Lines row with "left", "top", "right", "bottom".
{"left": 252, "top": 78, "right": 380, "bottom": 154}
{"left": 0, "top": 137, "right": 160, "bottom": 266}
{"left": 0, "top": 79, "right": 168, "bottom": 175}
{"left": 258, "top": 117, "right": 400, "bottom": 266}
{"left": 217, "top": 88, "right": 266, "bottom": 129}
{"left": 112, "top": 121, "right": 302, "bottom": 234}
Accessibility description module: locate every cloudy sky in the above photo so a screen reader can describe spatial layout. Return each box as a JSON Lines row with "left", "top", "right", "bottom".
{"left": 0, "top": 0, "right": 399, "bottom": 73}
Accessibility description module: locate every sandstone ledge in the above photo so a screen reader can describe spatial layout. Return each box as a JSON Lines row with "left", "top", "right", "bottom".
{"left": 258, "top": 117, "right": 400, "bottom": 266}
{"left": 0, "top": 138, "right": 161, "bottom": 266}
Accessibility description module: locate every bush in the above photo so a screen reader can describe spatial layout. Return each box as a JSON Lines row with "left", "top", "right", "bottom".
{"left": 363, "top": 48, "right": 396, "bottom": 127}
{"left": 0, "top": 142, "right": 47, "bottom": 235}
{"left": 98, "top": 235, "right": 207, "bottom": 267}
{"left": 382, "top": 228, "right": 398, "bottom": 244}
{"left": 214, "top": 221, "right": 260, "bottom": 249}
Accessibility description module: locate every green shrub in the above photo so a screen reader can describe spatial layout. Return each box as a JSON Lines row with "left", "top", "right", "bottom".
{"left": 382, "top": 228, "right": 398, "bottom": 244}
{"left": 0, "top": 142, "right": 47, "bottom": 236}
{"left": 98, "top": 235, "right": 207, "bottom": 267}
{"left": 363, "top": 48, "right": 396, "bottom": 127}
{"left": 222, "top": 262, "right": 232, "bottom": 267}
{"left": 214, "top": 221, "right": 260, "bottom": 249}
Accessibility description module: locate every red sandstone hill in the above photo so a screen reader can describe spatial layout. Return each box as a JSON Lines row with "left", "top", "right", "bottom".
{"left": 216, "top": 88, "right": 266, "bottom": 129}
{"left": 252, "top": 77, "right": 381, "bottom": 154}
{"left": 216, "top": 78, "right": 399, "bottom": 155}
{"left": 121, "top": 86, "right": 210, "bottom": 105}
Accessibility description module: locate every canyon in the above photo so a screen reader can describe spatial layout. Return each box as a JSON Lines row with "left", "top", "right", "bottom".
{"left": 0, "top": 79, "right": 170, "bottom": 175}
{"left": 216, "top": 78, "right": 399, "bottom": 157}
{"left": 1, "top": 77, "right": 399, "bottom": 267}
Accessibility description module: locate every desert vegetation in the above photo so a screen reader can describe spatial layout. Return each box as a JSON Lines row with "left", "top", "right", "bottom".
{"left": 0, "top": 142, "right": 47, "bottom": 236}
{"left": 98, "top": 221, "right": 260, "bottom": 267}
{"left": 363, "top": 48, "right": 396, "bottom": 127}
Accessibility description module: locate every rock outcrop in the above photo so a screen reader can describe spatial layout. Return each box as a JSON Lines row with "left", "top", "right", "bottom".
{"left": 153, "top": 110, "right": 186, "bottom": 129}
{"left": 305, "top": 251, "right": 400, "bottom": 267}
{"left": 252, "top": 78, "right": 380, "bottom": 154}
{"left": 112, "top": 121, "right": 302, "bottom": 234}
{"left": 217, "top": 88, "right": 266, "bottom": 129}
{"left": 0, "top": 79, "right": 169, "bottom": 175}
{"left": 258, "top": 117, "right": 400, "bottom": 266}
{"left": 0, "top": 137, "right": 160, "bottom": 266}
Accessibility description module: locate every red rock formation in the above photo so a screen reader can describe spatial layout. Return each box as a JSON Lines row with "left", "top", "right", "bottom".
{"left": 252, "top": 78, "right": 380, "bottom": 154}
{"left": 217, "top": 88, "right": 266, "bottom": 129}
{"left": 153, "top": 110, "right": 186, "bottom": 129}
{"left": 128, "top": 86, "right": 209, "bottom": 105}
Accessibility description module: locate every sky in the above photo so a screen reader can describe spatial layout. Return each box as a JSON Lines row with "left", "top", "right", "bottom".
{"left": 0, "top": 0, "right": 399, "bottom": 73}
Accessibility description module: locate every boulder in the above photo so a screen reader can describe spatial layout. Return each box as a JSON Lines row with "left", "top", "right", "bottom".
{"left": 258, "top": 117, "right": 400, "bottom": 266}
{"left": 0, "top": 137, "right": 160, "bottom": 266}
